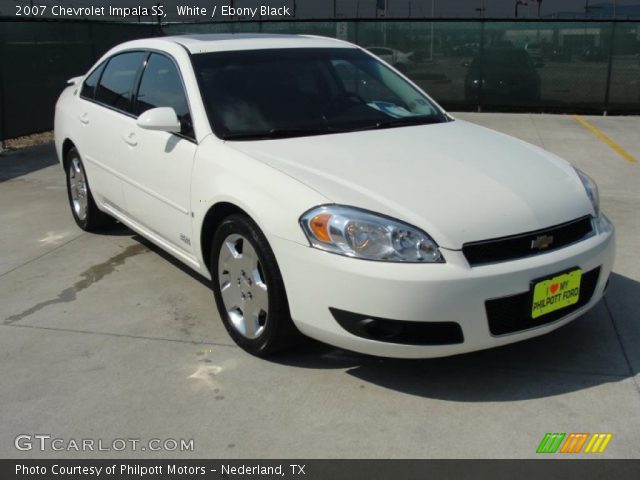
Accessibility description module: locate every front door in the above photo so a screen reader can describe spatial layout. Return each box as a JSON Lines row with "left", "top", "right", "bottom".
{"left": 117, "top": 52, "right": 196, "bottom": 254}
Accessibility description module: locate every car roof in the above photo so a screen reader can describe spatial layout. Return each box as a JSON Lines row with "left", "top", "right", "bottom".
{"left": 115, "top": 33, "right": 355, "bottom": 55}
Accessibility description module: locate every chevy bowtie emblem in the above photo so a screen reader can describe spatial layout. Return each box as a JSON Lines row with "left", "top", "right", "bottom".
{"left": 531, "top": 234, "right": 554, "bottom": 250}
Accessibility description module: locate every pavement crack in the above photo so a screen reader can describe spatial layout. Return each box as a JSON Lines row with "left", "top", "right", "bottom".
{"left": 4, "top": 323, "right": 236, "bottom": 348}
{"left": 0, "top": 233, "right": 85, "bottom": 279}
{"left": 530, "top": 114, "right": 547, "bottom": 149}
{"left": 3, "top": 243, "right": 148, "bottom": 324}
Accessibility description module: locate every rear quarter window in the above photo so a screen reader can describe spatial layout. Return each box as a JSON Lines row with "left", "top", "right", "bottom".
{"left": 80, "top": 62, "right": 105, "bottom": 100}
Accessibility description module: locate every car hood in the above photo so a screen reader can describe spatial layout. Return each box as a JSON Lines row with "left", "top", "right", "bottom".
{"left": 227, "top": 120, "right": 593, "bottom": 249}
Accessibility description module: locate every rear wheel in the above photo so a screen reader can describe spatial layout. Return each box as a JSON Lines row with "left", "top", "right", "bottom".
{"left": 210, "top": 214, "right": 298, "bottom": 357}
{"left": 65, "top": 146, "right": 113, "bottom": 231}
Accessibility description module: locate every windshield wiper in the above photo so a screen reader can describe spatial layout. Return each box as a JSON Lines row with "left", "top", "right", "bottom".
{"left": 222, "top": 117, "right": 443, "bottom": 140}
{"left": 222, "top": 127, "right": 335, "bottom": 141}
{"left": 345, "top": 116, "right": 442, "bottom": 133}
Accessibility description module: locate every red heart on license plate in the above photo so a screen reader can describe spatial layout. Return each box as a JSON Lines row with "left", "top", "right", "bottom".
{"left": 550, "top": 283, "right": 559, "bottom": 294}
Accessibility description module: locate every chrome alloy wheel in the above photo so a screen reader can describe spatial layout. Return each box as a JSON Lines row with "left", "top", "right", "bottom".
{"left": 218, "top": 234, "right": 269, "bottom": 339}
{"left": 68, "top": 156, "right": 88, "bottom": 221}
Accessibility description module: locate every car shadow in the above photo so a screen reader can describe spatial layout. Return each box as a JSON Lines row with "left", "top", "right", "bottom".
{"left": 130, "top": 233, "right": 213, "bottom": 289}
{"left": 124, "top": 225, "right": 638, "bottom": 402}
{"left": 97, "top": 222, "right": 137, "bottom": 237}
{"left": 268, "top": 272, "right": 638, "bottom": 402}
{"left": 0, "top": 142, "right": 58, "bottom": 182}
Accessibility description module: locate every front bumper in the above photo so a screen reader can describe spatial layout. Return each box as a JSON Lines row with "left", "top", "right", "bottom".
{"left": 270, "top": 218, "right": 615, "bottom": 359}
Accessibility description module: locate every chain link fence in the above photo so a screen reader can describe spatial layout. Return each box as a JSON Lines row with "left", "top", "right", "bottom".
{"left": 1, "top": 19, "right": 639, "bottom": 141}
{"left": 0, "top": 20, "right": 159, "bottom": 141}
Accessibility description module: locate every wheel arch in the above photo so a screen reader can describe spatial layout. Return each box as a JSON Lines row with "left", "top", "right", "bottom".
{"left": 200, "top": 202, "right": 250, "bottom": 274}
{"left": 61, "top": 138, "right": 76, "bottom": 170}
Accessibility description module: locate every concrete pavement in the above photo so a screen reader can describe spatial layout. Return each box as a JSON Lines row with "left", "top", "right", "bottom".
{"left": 1, "top": 113, "right": 639, "bottom": 458}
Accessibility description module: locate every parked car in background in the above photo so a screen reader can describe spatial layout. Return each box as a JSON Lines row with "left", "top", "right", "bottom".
{"left": 465, "top": 47, "right": 541, "bottom": 105}
{"left": 524, "top": 43, "right": 545, "bottom": 67}
{"left": 581, "top": 47, "right": 607, "bottom": 62}
{"left": 55, "top": 34, "right": 614, "bottom": 359}
{"left": 548, "top": 46, "right": 572, "bottom": 62}
{"left": 449, "top": 42, "right": 480, "bottom": 57}
{"left": 366, "top": 46, "right": 415, "bottom": 73}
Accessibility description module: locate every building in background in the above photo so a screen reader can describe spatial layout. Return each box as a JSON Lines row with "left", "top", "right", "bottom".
{"left": 1, "top": 0, "right": 639, "bottom": 142}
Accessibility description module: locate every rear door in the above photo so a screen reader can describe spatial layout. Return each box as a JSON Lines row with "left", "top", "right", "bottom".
{"left": 76, "top": 51, "right": 146, "bottom": 211}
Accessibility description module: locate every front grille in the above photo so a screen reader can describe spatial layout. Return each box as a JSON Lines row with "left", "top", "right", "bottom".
{"left": 486, "top": 267, "right": 600, "bottom": 336}
{"left": 463, "top": 216, "right": 593, "bottom": 266}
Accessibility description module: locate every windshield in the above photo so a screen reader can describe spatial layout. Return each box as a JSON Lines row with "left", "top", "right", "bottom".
{"left": 471, "top": 50, "right": 533, "bottom": 70}
{"left": 191, "top": 48, "right": 448, "bottom": 140}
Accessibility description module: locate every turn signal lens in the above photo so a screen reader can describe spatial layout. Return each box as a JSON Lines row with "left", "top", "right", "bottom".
{"left": 310, "top": 213, "right": 332, "bottom": 243}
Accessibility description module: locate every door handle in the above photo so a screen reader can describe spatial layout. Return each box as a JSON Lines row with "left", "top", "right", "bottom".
{"left": 79, "top": 113, "right": 89, "bottom": 125}
{"left": 123, "top": 132, "right": 138, "bottom": 147}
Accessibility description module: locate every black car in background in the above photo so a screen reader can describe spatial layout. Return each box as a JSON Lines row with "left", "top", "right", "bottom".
{"left": 581, "top": 47, "right": 607, "bottom": 62}
{"left": 465, "top": 48, "right": 541, "bottom": 106}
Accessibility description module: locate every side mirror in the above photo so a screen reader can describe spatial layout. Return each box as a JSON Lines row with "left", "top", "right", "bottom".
{"left": 137, "top": 107, "right": 181, "bottom": 133}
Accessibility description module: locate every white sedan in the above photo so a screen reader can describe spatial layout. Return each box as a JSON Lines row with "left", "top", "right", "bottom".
{"left": 366, "top": 46, "right": 415, "bottom": 72}
{"left": 54, "top": 34, "right": 615, "bottom": 358}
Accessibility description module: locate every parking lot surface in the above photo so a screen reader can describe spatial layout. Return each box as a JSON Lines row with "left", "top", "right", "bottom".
{"left": 1, "top": 113, "right": 639, "bottom": 458}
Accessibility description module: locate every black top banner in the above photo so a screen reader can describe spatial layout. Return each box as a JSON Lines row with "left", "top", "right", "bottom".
{"left": 1, "top": 0, "right": 640, "bottom": 21}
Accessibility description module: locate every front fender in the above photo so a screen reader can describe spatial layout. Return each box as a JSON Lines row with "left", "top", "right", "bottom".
{"left": 191, "top": 136, "right": 330, "bottom": 270}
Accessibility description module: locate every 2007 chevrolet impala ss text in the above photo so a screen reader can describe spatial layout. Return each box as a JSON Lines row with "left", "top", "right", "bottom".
{"left": 54, "top": 34, "right": 615, "bottom": 358}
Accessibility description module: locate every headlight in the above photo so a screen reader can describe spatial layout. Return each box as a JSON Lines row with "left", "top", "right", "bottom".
{"left": 575, "top": 168, "right": 600, "bottom": 217}
{"left": 299, "top": 205, "right": 444, "bottom": 263}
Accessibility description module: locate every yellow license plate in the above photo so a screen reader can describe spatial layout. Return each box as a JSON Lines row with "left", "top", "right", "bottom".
{"left": 531, "top": 269, "right": 582, "bottom": 319}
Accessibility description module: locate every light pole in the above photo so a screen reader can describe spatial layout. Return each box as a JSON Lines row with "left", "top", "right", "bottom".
{"left": 585, "top": 0, "right": 603, "bottom": 18}
{"left": 430, "top": 0, "right": 435, "bottom": 61}
{"left": 376, "top": 0, "right": 388, "bottom": 18}
{"left": 515, "top": 0, "right": 527, "bottom": 18}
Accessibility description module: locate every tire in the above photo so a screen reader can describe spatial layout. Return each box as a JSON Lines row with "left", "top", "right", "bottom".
{"left": 210, "top": 214, "right": 298, "bottom": 357}
{"left": 65, "top": 146, "right": 114, "bottom": 231}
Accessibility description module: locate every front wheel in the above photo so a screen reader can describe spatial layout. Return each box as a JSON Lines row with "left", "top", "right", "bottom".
{"left": 210, "top": 214, "right": 298, "bottom": 357}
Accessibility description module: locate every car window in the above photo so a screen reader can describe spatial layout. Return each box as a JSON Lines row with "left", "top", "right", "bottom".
{"left": 80, "top": 62, "right": 105, "bottom": 100}
{"left": 471, "top": 50, "right": 533, "bottom": 71}
{"left": 134, "top": 53, "right": 192, "bottom": 137}
{"left": 331, "top": 59, "right": 403, "bottom": 105}
{"left": 368, "top": 48, "right": 388, "bottom": 56}
{"left": 95, "top": 52, "right": 145, "bottom": 112}
{"left": 192, "top": 48, "right": 445, "bottom": 140}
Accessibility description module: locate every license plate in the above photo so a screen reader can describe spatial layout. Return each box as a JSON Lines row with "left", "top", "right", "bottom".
{"left": 531, "top": 269, "right": 582, "bottom": 319}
